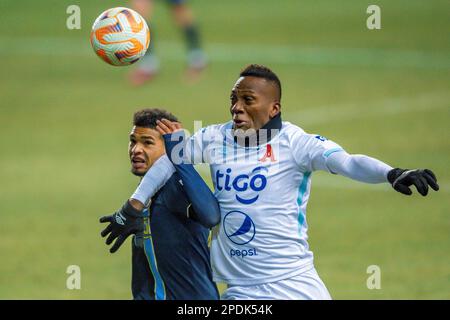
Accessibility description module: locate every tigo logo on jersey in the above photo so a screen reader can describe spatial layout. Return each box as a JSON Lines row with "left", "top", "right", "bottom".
{"left": 215, "top": 166, "right": 268, "bottom": 205}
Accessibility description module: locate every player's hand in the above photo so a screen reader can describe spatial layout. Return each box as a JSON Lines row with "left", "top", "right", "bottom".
{"left": 156, "top": 119, "right": 183, "bottom": 136}
{"left": 99, "top": 200, "right": 145, "bottom": 253}
{"left": 387, "top": 168, "right": 439, "bottom": 196}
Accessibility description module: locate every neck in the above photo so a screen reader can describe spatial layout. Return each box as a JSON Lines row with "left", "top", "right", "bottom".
{"left": 233, "top": 112, "right": 282, "bottom": 147}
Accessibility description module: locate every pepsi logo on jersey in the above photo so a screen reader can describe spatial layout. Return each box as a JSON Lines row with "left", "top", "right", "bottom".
{"left": 223, "top": 210, "right": 258, "bottom": 258}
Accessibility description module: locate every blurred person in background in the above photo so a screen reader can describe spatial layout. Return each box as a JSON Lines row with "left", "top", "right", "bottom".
{"left": 129, "top": 0, "right": 207, "bottom": 85}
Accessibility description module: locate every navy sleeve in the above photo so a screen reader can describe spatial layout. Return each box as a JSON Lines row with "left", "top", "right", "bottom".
{"left": 160, "top": 174, "right": 191, "bottom": 216}
{"left": 163, "top": 133, "right": 221, "bottom": 229}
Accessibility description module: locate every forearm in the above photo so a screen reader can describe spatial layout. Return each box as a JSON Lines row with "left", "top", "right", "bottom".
{"left": 163, "top": 134, "right": 220, "bottom": 228}
{"left": 174, "top": 163, "right": 221, "bottom": 228}
{"left": 130, "top": 154, "right": 176, "bottom": 206}
{"left": 326, "top": 151, "right": 392, "bottom": 184}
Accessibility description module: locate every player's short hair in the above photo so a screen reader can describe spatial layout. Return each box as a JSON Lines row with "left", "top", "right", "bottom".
{"left": 240, "top": 64, "right": 282, "bottom": 101}
{"left": 133, "top": 108, "right": 178, "bottom": 129}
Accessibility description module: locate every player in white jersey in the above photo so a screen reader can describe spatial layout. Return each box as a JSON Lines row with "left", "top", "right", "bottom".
{"left": 111, "top": 64, "right": 439, "bottom": 299}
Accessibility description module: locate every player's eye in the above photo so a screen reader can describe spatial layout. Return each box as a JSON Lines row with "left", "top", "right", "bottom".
{"left": 244, "top": 96, "right": 253, "bottom": 103}
{"left": 130, "top": 139, "right": 136, "bottom": 144}
{"left": 230, "top": 94, "right": 237, "bottom": 105}
{"left": 145, "top": 140, "right": 153, "bottom": 145}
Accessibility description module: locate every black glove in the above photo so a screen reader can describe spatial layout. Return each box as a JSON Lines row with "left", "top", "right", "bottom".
{"left": 387, "top": 168, "right": 439, "bottom": 196}
{"left": 100, "top": 200, "right": 145, "bottom": 253}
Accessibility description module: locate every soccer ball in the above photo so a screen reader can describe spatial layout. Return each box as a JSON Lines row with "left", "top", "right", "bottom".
{"left": 90, "top": 7, "right": 150, "bottom": 66}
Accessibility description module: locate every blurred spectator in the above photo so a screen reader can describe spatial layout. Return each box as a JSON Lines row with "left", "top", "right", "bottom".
{"left": 129, "top": 0, "right": 207, "bottom": 85}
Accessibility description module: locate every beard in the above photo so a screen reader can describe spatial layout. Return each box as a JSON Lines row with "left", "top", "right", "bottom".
{"left": 131, "top": 167, "right": 147, "bottom": 177}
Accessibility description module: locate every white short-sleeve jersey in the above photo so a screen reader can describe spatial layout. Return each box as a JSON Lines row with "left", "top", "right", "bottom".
{"left": 184, "top": 121, "right": 343, "bottom": 286}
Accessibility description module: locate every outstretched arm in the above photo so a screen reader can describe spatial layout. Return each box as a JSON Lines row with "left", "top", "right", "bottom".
{"left": 325, "top": 150, "right": 391, "bottom": 183}
{"left": 324, "top": 150, "right": 439, "bottom": 196}
{"left": 294, "top": 133, "right": 440, "bottom": 197}
{"left": 157, "top": 119, "right": 221, "bottom": 228}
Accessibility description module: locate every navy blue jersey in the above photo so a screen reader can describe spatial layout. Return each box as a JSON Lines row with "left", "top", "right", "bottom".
{"left": 132, "top": 172, "right": 220, "bottom": 300}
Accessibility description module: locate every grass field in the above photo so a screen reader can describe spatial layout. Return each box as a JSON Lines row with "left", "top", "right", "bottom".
{"left": 0, "top": 0, "right": 449, "bottom": 299}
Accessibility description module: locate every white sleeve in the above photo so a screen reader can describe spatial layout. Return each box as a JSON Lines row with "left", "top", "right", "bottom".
{"left": 130, "top": 154, "right": 175, "bottom": 204}
{"left": 325, "top": 150, "right": 393, "bottom": 184}
{"left": 290, "top": 129, "right": 392, "bottom": 182}
{"left": 183, "top": 128, "right": 207, "bottom": 164}
{"left": 183, "top": 125, "right": 220, "bottom": 164}
{"left": 291, "top": 131, "right": 345, "bottom": 172}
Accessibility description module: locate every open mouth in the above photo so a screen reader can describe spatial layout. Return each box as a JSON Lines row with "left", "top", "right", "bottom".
{"left": 233, "top": 119, "right": 247, "bottom": 128}
{"left": 131, "top": 157, "right": 146, "bottom": 169}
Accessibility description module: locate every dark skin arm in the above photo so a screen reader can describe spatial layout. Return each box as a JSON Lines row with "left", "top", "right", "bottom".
{"left": 129, "top": 198, "right": 144, "bottom": 211}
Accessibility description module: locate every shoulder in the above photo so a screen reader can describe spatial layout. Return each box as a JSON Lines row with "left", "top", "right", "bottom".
{"left": 162, "top": 172, "right": 185, "bottom": 194}
{"left": 281, "top": 121, "right": 330, "bottom": 145}
{"left": 281, "top": 121, "right": 309, "bottom": 145}
{"left": 282, "top": 121, "right": 306, "bottom": 136}
{"left": 195, "top": 122, "right": 230, "bottom": 135}
{"left": 190, "top": 122, "right": 230, "bottom": 142}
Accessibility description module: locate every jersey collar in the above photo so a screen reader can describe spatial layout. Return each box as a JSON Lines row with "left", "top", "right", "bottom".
{"left": 232, "top": 112, "right": 282, "bottom": 147}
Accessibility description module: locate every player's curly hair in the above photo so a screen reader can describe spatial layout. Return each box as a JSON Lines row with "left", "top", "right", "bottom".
{"left": 240, "top": 64, "right": 282, "bottom": 101}
{"left": 133, "top": 108, "right": 178, "bottom": 129}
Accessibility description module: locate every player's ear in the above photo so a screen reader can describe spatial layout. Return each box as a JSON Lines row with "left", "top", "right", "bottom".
{"left": 269, "top": 101, "right": 281, "bottom": 118}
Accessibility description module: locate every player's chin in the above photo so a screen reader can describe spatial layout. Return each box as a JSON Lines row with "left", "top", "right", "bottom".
{"left": 131, "top": 167, "right": 148, "bottom": 177}
{"left": 233, "top": 125, "right": 258, "bottom": 137}
{"left": 233, "top": 122, "right": 254, "bottom": 132}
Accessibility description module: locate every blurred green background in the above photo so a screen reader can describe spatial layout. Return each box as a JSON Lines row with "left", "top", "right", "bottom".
{"left": 0, "top": 0, "right": 449, "bottom": 299}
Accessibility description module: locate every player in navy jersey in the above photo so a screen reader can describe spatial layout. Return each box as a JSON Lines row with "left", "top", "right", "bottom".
{"left": 99, "top": 108, "right": 220, "bottom": 300}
